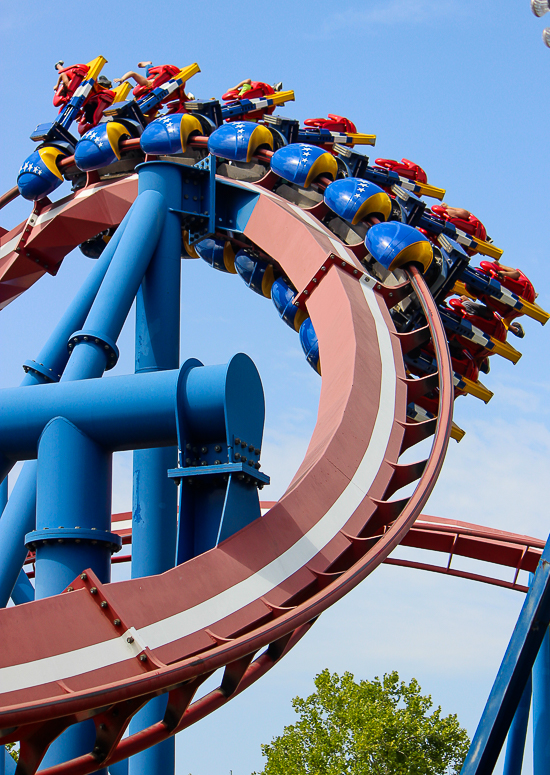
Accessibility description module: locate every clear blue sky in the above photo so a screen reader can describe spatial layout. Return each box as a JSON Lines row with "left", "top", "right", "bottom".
{"left": 1, "top": 1, "right": 549, "bottom": 772}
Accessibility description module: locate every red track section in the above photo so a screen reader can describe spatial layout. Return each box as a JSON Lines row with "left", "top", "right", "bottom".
{"left": 99, "top": 512, "right": 545, "bottom": 594}
{"left": 0, "top": 169, "right": 454, "bottom": 775}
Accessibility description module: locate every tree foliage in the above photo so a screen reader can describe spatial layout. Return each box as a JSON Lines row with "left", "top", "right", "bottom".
{"left": 254, "top": 670, "right": 469, "bottom": 775}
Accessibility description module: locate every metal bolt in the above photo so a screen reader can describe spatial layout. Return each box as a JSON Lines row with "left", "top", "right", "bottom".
{"left": 341, "top": 262, "right": 346, "bottom": 267}
{"left": 186, "top": 443, "right": 192, "bottom": 450}
{"left": 80, "top": 573, "right": 87, "bottom": 580}
{"left": 127, "top": 636, "right": 134, "bottom": 643}
{"left": 99, "top": 724, "right": 107, "bottom": 731}
{"left": 215, "top": 460, "right": 221, "bottom": 465}
{"left": 95, "top": 338, "right": 99, "bottom": 343}
{"left": 248, "top": 444, "right": 254, "bottom": 452}
{"left": 186, "top": 457, "right": 191, "bottom": 465}
{"left": 235, "top": 453, "right": 241, "bottom": 460}
{"left": 83, "top": 336, "right": 89, "bottom": 341}
{"left": 90, "top": 587, "right": 98, "bottom": 595}
{"left": 201, "top": 460, "right": 207, "bottom": 466}
{"left": 100, "top": 601, "right": 108, "bottom": 609}
{"left": 139, "top": 654, "right": 147, "bottom": 662}
{"left": 312, "top": 278, "right": 317, "bottom": 283}
{"left": 67, "top": 586, "right": 74, "bottom": 592}
{"left": 241, "top": 441, "right": 246, "bottom": 448}
{"left": 321, "top": 265, "right": 327, "bottom": 271}
{"left": 241, "top": 456, "right": 247, "bottom": 463}
{"left": 303, "top": 289, "right": 309, "bottom": 295}
{"left": 353, "top": 269, "right": 358, "bottom": 275}
{"left": 254, "top": 448, "right": 260, "bottom": 455}
{"left": 114, "top": 619, "right": 121, "bottom": 626}
{"left": 255, "top": 462, "right": 261, "bottom": 469}
{"left": 235, "top": 437, "right": 241, "bottom": 445}
{"left": 389, "top": 292, "right": 393, "bottom": 297}
{"left": 238, "top": 474, "right": 244, "bottom": 480}
{"left": 201, "top": 446, "right": 208, "bottom": 454}
{"left": 215, "top": 445, "right": 221, "bottom": 452}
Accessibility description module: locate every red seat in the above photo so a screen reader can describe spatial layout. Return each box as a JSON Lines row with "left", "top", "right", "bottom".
{"left": 77, "top": 88, "right": 115, "bottom": 135}
{"left": 53, "top": 64, "right": 88, "bottom": 109}
{"left": 132, "top": 64, "right": 180, "bottom": 99}
{"left": 431, "top": 205, "right": 487, "bottom": 242}
{"left": 375, "top": 158, "right": 428, "bottom": 184}
{"left": 304, "top": 115, "right": 357, "bottom": 133}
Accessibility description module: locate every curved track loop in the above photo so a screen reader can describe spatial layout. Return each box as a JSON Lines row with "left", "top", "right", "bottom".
{"left": 0, "top": 160, "right": 454, "bottom": 775}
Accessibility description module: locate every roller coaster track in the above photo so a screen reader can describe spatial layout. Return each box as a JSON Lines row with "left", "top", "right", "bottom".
{"left": 0, "top": 130, "right": 515, "bottom": 775}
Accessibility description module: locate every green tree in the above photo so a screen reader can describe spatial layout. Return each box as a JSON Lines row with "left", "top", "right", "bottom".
{"left": 254, "top": 670, "right": 469, "bottom": 775}
{"left": 6, "top": 742, "right": 18, "bottom": 762}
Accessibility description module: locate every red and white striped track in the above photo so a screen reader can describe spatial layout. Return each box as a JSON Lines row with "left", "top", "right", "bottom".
{"left": 0, "top": 169, "right": 455, "bottom": 775}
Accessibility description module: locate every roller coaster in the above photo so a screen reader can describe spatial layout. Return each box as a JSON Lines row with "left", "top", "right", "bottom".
{"left": 1, "top": 57, "right": 549, "bottom": 775}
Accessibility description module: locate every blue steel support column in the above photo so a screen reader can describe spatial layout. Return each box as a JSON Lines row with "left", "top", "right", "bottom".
{"left": 35, "top": 191, "right": 166, "bottom": 772}
{"left": 0, "top": 205, "right": 134, "bottom": 607}
{"left": 130, "top": 162, "right": 183, "bottom": 775}
{"left": 37, "top": 417, "right": 113, "bottom": 772}
{"left": 503, "top": 673, "right": 532, "bottom": 775}
{"left": 461, "top": 534, "right": 550, "bottom": 775}
{"left": 533, "top": 627, "right": 550, "bottom": 773}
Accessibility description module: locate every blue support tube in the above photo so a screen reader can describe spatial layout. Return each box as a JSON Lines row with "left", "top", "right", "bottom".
{"left": 503, "top": 673, "right": 532, "bottom": 775}
{"left": 63, "top": 189, "right": 167, "bottom": 382}
{"left": 0, "top": 205, "right": 135, "bottom": 606}
{"left": 461, "top": 534, "right": 550, "bottom": 774}
{"left": 130, "top": 162, "right": 183, "bottom": 775}
{"left": 11, "top": 568, "right": 34, "bottom": 605}
{"left": 36, "top": 191, "right": 167, "bottom": 775}
{"left": 21, "top": 208, "right": 133, "bottom": 389}
{"left": 0, "top": 462, "right": 38, "bottom": 607}
{"left": 533, "top": 627, "right": 550, "bottom": 774}
{"left": 34, "top": 417, "right": 113, "bottom": 598}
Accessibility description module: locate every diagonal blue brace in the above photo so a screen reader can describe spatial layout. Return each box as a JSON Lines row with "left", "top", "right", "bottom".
{"left": 461, "top": 534, "right": 550, "bottom": 774}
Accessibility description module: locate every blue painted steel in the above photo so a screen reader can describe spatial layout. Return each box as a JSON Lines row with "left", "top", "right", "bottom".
{"left": 4, "top": 748, "right": 15, "bottom": 775}
{"left": 130, "top": 160, "right": 184, "bottom": 775}
{"left": 214, "top": 178, "right": 259, "bottom": 234}
{"left": 21, "top": 207, "right": 132, "bottom": 387}
{"left": 174, "top": 353, "right": 266, "bottom": 562}
{"left": 271, "top": 143, "right": 334, "bottom": 188}
{"left": 0, "top": 207, "right": 133, "bottom": 600}
{"left": 271, "top": 277, "right": 307, "bottom": 332}
{"left": 461, "top": 535, "right": 550, "bottom": 775}
{"left": 11, "top": 568, "right": 35, "bottom": 605}
{"left": 533, "top": 626, "right": 550, "bottom": 773}
{"left": 234, "top": 251, "right": 275, "bottom": 297}
{"left": 503, "top": 673, "right": 531, "bottom": 775}
{"left": 0, "top": 462, "right": 38, "bottom": 607}
{"left": 32, "top": 418, "right": 112, "bottom": 598}
{"left": 63, "top": 189, "right": 167, "bottom": 381}
{"left": 109, "top": 760, "right": 128, "bottom": 775}
{"left": 157, "top": 156, "right": 215, "bottom": 245}
{"left": 365, "top": 221, "right": 432, "bottom": 271}
{"left": 299, "top": 317, "right": 320, "bottom": 373}
{"left": 0, "top": 478, "right": 6, "bottom": 513}
{"left": 0, "top": 476, "right": 34, "bottom": 606}
{"left": 0, "top": 368, "right": 186, "bottom": 463}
